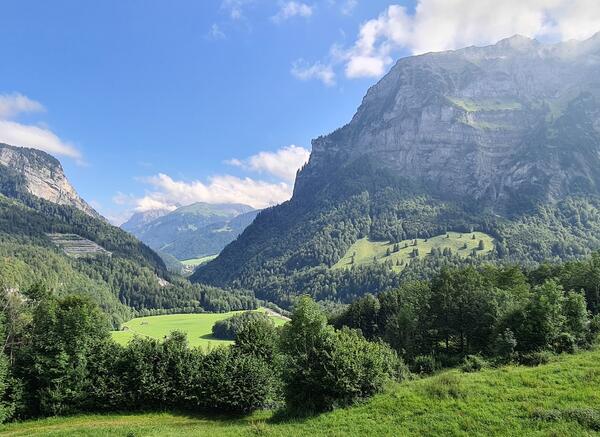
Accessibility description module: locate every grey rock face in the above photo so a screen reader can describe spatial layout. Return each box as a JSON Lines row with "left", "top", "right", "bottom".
{"left": 295, "top": 33, "right": 600, "bottom": 211}
{"left": 0, "top": 143, "right": 104, "bottom": 220}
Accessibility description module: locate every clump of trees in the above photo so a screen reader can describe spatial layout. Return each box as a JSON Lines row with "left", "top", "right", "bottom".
{"left": 333, "top": 262, "right": 599, "bottom": 370}
{"left": 212, "top": 311, "right": 272, "bottom": 340}
{"left": 280, "top": 297, "right": 403, "bottom": 413}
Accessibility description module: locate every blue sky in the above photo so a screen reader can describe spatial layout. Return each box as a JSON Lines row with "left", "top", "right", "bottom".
{"left": 1, "top": 0, "right": 598, "bottom": 223}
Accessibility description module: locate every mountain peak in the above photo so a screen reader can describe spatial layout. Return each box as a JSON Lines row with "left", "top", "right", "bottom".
{"left": 0, "top": 143, "right": 104, "bottom": 220}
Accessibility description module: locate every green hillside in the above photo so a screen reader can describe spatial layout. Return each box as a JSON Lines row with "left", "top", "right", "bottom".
{"left": 333, "top": 231, "right": 494, "bottom": 271}
{"left": 111, "top": 309, "right": 287, "bottom": 349}
{"left": 3, "top": 346, "right": 599, "bottom": 436}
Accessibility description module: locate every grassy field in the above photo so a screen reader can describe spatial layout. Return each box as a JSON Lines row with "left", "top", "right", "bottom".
{"left": 333, "top": 231, "right": 495, "bottom": 271}
{"left": 2, "top": 347, "right": 599, "bottom": 436}
{"left": 180, "top": 255, "right": 218, "bottom": 267}
{"left": 111, "top": 309, "right": 287, "bottom": 349}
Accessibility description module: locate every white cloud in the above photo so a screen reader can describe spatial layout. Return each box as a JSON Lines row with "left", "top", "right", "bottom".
{"left": 0, "top": 93, "right": 45, "bottom": 119}
{"left": 0, "top": 92, "right": 82, "bottom": 161}
{"left": 118, "top": 145, "right": 311, "bottom": 217}
{"left": 342, "top": 0, "right": 600, "bottom": 78}
{"left": 291, "top": 60, "right": 336, "bottom": 86}
{"left": 272, "top": 1, "right": 313, "bottom": 23}
{"left": 208, "top": 23, "right": 226, "bottom": 40}
{"left": 0, "top": 120, "right": 81, "bottom": 160}
{"left": 135, "top": 173, "right": 292, "bottom": 211}
{"left": 226, "top": 144, "right": 310, "bottom": 182}
{"left": 299, "top": 1, "right": 600, "bottom": 83}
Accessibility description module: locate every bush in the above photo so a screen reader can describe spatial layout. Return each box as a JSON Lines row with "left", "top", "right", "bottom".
{"left": 461, "top": 355, "right": 488, "bottom": 373}
{"left": 280, "top": 297, "right": 398, "bottom": 413}
{"left": 212, "top": 311, "right": 272, "bottom": 340}
{"left": 192, "top": 347, "right": 275, "bottom": 413}
{"left": 553, "top": 332, "right": 576, "bottom": 354}
{"left": 517, "top": 350, "right": 553, "bottom": 366}
{"left": 532, "top": 408, "right": 600, "bottom": 431}
{"left": 411, "top": 355, "right": 440, "bottom": 374}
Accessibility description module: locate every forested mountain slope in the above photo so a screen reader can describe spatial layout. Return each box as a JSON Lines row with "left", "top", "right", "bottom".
{"left": 0, "top": 146, "right": 260, "bottom": 325}
{"left": 194, "top": 34, "right": 600, "bottom": 305}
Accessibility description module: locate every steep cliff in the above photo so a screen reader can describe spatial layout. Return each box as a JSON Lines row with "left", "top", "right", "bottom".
{"left": 296, "top": 34, "right": 600, "bottom": 212}
{"left": 0, "top": 143, "right": 103, "bottom": 220}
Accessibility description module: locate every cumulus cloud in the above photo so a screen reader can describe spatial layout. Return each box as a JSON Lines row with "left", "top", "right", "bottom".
{"left": 272, "top": 1, "right": 313, "bottom": 23}
{"left": 342, "top": 0, "right": 600, "bottom": 78}
{"left": 291, "top": 60, "right": 336, "bottom": 86}
{"left": 135, "top": 173, "right": 292, "bottom": 211}
{"left": 297, "top": 0, "right": 600, "bottom": 84}
{"left": 118, "top": 145, "right": 311, "bottom": 219}
{"left": 226, "top": 144, "right": 310, "bottom": 182}
{"left": 0, "top": 93, "right": 82, "bottom": 160}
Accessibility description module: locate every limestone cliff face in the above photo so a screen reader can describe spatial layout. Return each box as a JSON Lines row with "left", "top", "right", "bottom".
{"left": 295, "top": 34, "right": 600, "bottom": 211}
{"left": 0, "top": 143, "right": 104, "bottom": 220}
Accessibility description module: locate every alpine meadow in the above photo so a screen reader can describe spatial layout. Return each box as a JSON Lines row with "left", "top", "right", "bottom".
{"left": 1, "top": 1, "right": 600, "bottom": 436}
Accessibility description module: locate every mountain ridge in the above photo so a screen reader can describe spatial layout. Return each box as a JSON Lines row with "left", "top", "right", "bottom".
{"left": 122, "top": 202, "right": 258, "bottom": 261}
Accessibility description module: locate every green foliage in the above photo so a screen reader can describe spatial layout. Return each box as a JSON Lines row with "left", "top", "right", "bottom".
{"left": 461, "top": 355, "right": 488, "bottom": 373}
{"left": 20, "top": 294, "right": 110, "bottom": 416}
{"left": 212, "top": 311, "right": 272, "bottom": 340}
{"left": 280, "top": 297, "right": 399, "bottom": 413}
{"left": 335, "top": 261, "right": 598, "bottom": 367}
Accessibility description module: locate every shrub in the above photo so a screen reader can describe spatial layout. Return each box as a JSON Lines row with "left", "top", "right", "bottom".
{"left": 461, "top": 355, "right": 488, "bottom": 373}
{"left": 411, "top": 355, "right": 440, "bottom": 374}
{"left": 191, "top": 347, "right": 275, "bottom": 413}
{"left": 532, "top": 408, "right": 600, "bottom": 431}
{"left": 280, "top": 296, "right": 398, "bottom": 413}
{"left": 517, "top": 350, "right": 553, "bottom": 366}
{"left": 553, "top": 332, "right": 576, "bottom": 354}
{"left": 212, "top": 311, "right": 272, "bottom": 340}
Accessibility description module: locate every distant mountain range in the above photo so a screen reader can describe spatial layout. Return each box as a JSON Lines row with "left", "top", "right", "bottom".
{"left": 122, "top": 202, "right": 259, "bottom": 261}
{"left": 193, "top": 33, "right": 600, "bottom": 305}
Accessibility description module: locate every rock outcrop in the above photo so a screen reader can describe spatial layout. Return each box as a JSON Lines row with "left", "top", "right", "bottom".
{"left": 0, "top": 143, "right": 104, "bottom": 220}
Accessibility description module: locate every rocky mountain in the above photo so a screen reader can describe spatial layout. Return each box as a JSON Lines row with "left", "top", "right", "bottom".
{"left": 122, "top": 202, "right": 258, "bottom": 260}
{"left": 193, "top": 34, "right": 600, "bottom": 305}
{"left": 296, "top": 33, "right": 600, "bottom": 212}
{"left": 0, "top": 143, "right": 103, "bottom": 220}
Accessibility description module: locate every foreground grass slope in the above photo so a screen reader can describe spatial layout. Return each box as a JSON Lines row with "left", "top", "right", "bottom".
{"left": 333, "top": 231, "right": 495, "bottom": 271}
{"left": 3, "top": 347, "right": 599, "bottom": 436}
{"left": 111, "top": 309, "right": 287, "bottom": 349}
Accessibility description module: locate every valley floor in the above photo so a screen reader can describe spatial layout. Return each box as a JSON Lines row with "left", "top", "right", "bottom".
{"left": 2, "top": 347, "right": 599, "bottom": 436}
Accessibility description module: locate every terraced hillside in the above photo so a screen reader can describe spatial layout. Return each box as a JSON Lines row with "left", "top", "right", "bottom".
{"left": 47, "top": 233, "right": 112, "bottom": 258}
{"left": 333, "top": 232, "right": 495, "bottom": 271}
